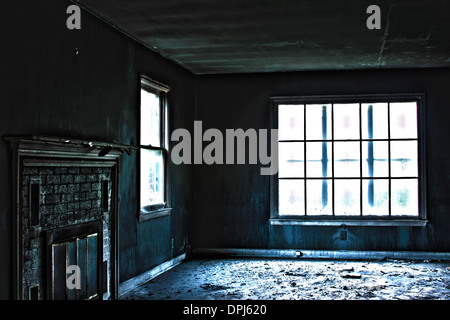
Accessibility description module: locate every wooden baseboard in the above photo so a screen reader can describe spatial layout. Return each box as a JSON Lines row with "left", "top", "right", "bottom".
{"left": 118, "top": 254, "right": 186, "bottom": 297}
{"left": 191, "top": 248, "right": 450, "bottom": 261}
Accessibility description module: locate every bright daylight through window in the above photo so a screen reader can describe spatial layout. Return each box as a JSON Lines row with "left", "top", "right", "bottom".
{"left": 140, "top": 76, "right": 169, "bottom": 213}
{"left": 276, "top": 97, "right": 422, "bottom": 218}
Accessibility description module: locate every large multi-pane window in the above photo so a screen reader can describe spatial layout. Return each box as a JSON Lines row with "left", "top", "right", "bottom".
{"left": 273, "top": 95, "right": 424, "bottom": 219}
{"left": 140, "top": 75, "right": 169, "bottom": 214}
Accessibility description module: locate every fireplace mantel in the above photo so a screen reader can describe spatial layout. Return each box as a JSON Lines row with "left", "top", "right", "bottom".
{"left": 4, "top": 135, "right": 123, "bottom": 300}
{"left": 4, "top": 135, "right": 133, "bottom": 159}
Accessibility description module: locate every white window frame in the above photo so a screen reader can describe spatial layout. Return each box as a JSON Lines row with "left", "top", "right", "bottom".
{"left": 270, "top": 93, "right": 427, "bottom": 227}
{"left": 138, "top": 75, "right": 171, "bottom": 221}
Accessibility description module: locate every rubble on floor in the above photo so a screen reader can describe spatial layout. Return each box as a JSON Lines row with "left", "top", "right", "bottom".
{"left": 120, "top": 258, "right": 450, "bottom": 300}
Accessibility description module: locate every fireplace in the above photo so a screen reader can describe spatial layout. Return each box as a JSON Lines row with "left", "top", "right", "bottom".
{"left": 5, "top": 136, "right": 126, "bottom": 300}
{"left": 46, "top": 220, "right": 103, "bottom": 300}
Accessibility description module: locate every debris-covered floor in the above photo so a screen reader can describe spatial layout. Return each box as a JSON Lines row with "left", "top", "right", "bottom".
{"left": 120, "top": 258, "right": 450, "bottom": 300}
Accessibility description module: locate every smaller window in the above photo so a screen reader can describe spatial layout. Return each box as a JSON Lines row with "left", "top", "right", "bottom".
{"left": 139, "top": 75, "right": 170, "bottom": 217}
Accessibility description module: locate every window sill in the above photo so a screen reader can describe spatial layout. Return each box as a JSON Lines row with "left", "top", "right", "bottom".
{"left": 139, "top": 208, "right": 172, "bottom": 222}
{"left": 269, "top": 218, "right": 428, "bottom": 227}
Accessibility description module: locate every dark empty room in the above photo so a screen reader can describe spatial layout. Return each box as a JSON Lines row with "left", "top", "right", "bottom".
{"left": 1, "top": 0, "right": 450, "bottom": 311}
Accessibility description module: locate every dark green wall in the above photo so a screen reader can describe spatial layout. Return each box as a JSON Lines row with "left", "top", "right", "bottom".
{"left": 0, "top": 0, "right": 194, "bottom": 299}
{"left": 193, "top": 68, "right": 450, "bottom": 252}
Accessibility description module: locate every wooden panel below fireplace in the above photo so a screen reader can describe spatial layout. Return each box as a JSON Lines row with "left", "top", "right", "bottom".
{"left": 46, "top": 220, "right": 103, "bottom": 300}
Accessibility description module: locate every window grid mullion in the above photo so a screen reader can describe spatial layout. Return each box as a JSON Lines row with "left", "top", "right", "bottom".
{"left": 359, "top": 103, "right": 363, "bottom": 216}
{"left": 388, "top": 102, "right": 392, "bottom": 217}
{"left": 279, "top": 138, "right": 415, "bottom": 143}
{"left": 304, "top": 104, "right": 307, "bottom": 216}
{"left": 279, "top": 176, "right": 418, "bottom": 180}
{"left": 160, "top": 96, "right": 165, "bottom": 149}
{"left": 331, "top": 103, "right": 335, "bottom": 217}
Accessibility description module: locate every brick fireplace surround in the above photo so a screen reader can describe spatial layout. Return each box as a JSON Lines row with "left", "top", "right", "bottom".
{"left": 5, "top": 136, "right": 126, "bottom": 300}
